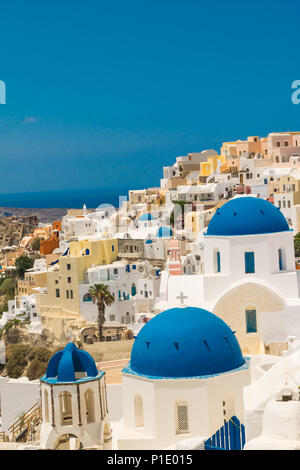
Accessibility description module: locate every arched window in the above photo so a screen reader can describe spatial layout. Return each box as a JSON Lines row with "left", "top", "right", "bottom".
{"left": 175, "top": 401, "right": 189, "bottom": 434}
{"left": 83, "top": 293, "right": 92, "bottom": 302}
{"left": 59, "top": 391, "right": 73, "bottom": 425}
{"left": 245, "top": 307, "right": 257, "bottom": 333}
{"left": 134, "top": 395, "right": 144, "bottom": 428}
{"left": 44, "top": 389, "right": 49, "bottom": 422}
{"left": 84, "top": 389, "right": 95, "bottom": 423}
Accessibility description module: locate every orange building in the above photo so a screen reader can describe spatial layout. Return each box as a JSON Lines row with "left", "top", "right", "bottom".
{"left": 40, "top": 220, "right": 61, "bottom": 255}
{"left": 167, "top": 239, "right": 182, "bottom": 275}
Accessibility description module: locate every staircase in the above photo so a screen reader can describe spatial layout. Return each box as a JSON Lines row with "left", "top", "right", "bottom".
{"left": 8, "top": 402, "right": 42, "bottom": 443}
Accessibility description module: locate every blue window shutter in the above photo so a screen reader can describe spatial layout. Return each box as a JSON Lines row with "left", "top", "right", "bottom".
{"left": 245, "top": 252, "right": 255, "bottom": 273}
{"left": 278, "top": 249, "right": 283, "bottom": 270}
{"left": 217, "top": 251, "right": 221, "bottom": 273}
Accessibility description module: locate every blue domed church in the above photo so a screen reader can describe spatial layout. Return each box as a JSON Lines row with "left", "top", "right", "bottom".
{"left": 117, "top": 306, "right": 250, "bottom": 450}
{"left": 39, "top": 343, "right": 111, "bottom": 450}
{"left": 161, "top": 196, "right": 300, "bottom": 355}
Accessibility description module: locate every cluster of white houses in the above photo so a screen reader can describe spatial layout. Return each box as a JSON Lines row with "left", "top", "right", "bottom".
{"left": 4, "top": 132, "right": 300, "bottom": 449}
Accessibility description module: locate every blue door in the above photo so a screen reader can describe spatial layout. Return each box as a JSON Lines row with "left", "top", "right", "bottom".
{"left": 131, "top": 284, "right": 136, "bottom": 296}
{"left": 205, "top": 416, "right": 246, "bottom": 450}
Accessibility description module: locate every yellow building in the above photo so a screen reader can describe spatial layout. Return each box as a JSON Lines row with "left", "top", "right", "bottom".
{"left": 199, "top": 155, "right": 226, "bottom": 181}
{"left": 18, "top": 270, "right": 47, "bottom": 297}
{"left": 185, "top": 209, "right": 215, "bottom": 238}
{"left": 36, "top": 238, "right": 118, "bottom": 317}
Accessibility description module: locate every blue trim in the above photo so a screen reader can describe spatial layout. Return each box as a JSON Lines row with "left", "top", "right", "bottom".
{"left": 204, "top": 229, "right": 293, "bottom": 237}
{"left": 41, "top": 370, "right": 105, "bottom": 385}
{"left": 122, "top": 357, "right": 250, "bottom": 380}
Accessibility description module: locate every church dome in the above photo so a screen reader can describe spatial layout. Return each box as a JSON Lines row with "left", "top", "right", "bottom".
{"left": 206, "top": 197, "right": 289, "bottom": 236}
{"left": 43, "top": 342, "right": 99, "bottom": 383}
{"left": 129, "top": 307, "right": 245, "bottom": 378}
{"left": 139, "top": 213, "right": 154, "bottom": 221}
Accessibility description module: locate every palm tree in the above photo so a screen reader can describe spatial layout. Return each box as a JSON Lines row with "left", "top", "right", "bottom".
{"left": 88, "top": 284, "right": 114, "bottom": 342}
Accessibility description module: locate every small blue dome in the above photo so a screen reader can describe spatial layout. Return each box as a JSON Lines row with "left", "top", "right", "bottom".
{"left": 139, "top": 213, "right": 154, "bottom": 221}
{"left": 145, "top": 239, "right": 153, "bottom": 244}
{"left": 44, "top": 343, "right": 98, "bottom": 383}
{"left": 207, "top": 197, "right": 289, "bottom": 236}
{"left": 156, "top": 226, "right": 173, "bottom": 238}
{"left": 129, "top": 307, "right": 245, "bottom": 378}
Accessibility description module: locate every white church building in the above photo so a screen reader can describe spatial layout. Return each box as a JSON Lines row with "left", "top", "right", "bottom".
{"left": 117, "top": 306, "right": 250, "bottom": 450}
{"left": 160, "top": 196, "right": 300, "bottom": 354}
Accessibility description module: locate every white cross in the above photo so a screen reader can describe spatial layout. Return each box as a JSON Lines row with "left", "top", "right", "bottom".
{"left": 66, "top": 328, "right": 75, "bottom": 342}
{"left": 177, "top": 291, "right": 187, "bottom": 305}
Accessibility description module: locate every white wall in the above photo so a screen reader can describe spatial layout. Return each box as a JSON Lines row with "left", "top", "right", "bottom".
{"left": 0, "top": 378, "right": 40, "bottom": 432}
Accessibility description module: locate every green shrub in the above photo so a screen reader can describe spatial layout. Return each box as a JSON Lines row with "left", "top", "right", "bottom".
{"left": 5, "top": 343, "right": 53, "bottom": 380}
{"left": 28, "top": 346, "right": 51, "bottom": 363}
{"left": 14, "top": 256, "right": 34, "bottom": 279}
{"left": 26, "top": 358, "right": 47, "bottom": 381}
{"left": 0, "top": 278, "right": 16, "bottom": 299}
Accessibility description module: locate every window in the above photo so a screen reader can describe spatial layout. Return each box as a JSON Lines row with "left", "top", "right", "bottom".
{"left": 83, "top": 293, "right": 92, "bottom": 302}
{"left": 288, "top": 201, "right": 291, "bottom": 208}
{"left": 216, "top": 251, "right": 221, "bottom": 273}
{"left": 278, "top": 248, "right": 285, "bottom": 271}
{"left": 44, "top": 389, "right": 49, "bottom": 422}
{"left": 112, "top": 245, "right": 114, "bottom": 252}
{"left": 245, "top": 252, "right": 255, "bottom": 273}
{"left": 59, "top": 391, "right": 73, "bottom": 425}
{"left": 176, "top": 402, "right": 189, "bottom": 434}
{"left": 67, "top": 264, "right": 71, "bottom": 270}
{"left": 66, "top": 290, "right": 69, "bottom": 299}
{"left": 134, "top": 395, "right": 144, "bottom": 428}
{"left": 84, "top": 389, "right": 95, "bottom": 423}
{"left": 246, "top": 308, "right": 257, "bottom": 333}
{"left": 56, "top": 289, "right": 60, "bottom": 298}
{"left": 67, "top": 277, "right": 71, "bottom": 283}
{"left": 70, "top": 290, "right": 73, "bottom": 299}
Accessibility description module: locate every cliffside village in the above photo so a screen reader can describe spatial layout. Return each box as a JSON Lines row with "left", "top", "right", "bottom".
{"left": 2, "top": 131, "right": 300, "bottom": 449}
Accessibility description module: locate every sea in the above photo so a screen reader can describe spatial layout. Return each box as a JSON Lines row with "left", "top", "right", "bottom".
{"left": 0, "top": 187, "right": 134, "bottom": 209}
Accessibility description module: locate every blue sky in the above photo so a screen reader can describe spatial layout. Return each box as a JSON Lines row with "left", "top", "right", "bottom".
{"left": 0, "top": 0, "right": 300, "bottom": 195}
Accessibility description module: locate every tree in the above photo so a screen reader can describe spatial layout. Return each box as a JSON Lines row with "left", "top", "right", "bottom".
{"left": 14, "top": 255, "right": 34, "bottom": 279}
{"left": 30, "top": 238, "right": 41, "bottom": 252}
{"left": 88, "top": 284, "right": 114, "bottom": 342}
{"left": 295, "top": 233, "right": 300, "bottom": 257}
